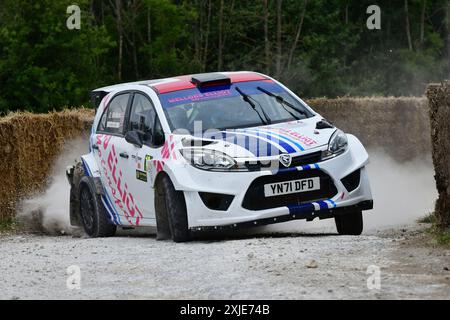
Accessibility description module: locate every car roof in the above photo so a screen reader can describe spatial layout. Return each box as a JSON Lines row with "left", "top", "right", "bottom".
{"left": 92, "top": 71, "right": 271, "bottom": 95}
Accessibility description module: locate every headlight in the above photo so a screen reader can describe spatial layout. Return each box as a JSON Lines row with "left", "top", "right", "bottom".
{"left": 322, "top": 129, "right": 348, "bottom": 160}
{"left": 180, "top": 148, "right": 236, "bottom": 171}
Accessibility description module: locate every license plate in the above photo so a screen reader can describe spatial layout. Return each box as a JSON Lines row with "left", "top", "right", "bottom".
{"left": 264, "top": 177, "right": 320, "bottom": 197}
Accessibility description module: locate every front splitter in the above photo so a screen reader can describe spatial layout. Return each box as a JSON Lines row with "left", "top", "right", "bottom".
{"left": 189, "top": 200, "right": 373, "bottom": 232}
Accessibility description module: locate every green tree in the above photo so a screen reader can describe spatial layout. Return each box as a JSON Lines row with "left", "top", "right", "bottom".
{"left": 1, "top": 0, "right": 450, "bottom": 112}
{"left": 0, "top": 0, "right": 114, "bottom": 112}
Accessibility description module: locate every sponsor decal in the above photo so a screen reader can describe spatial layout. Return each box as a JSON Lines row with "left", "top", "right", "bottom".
{"left": 144, "top": 154, "right": 153, "bottom": 172}
{"left": 95, "top": 134, "right": 143, "bottom": 226}
{"left": 167, "top": 89, "right": 232, "bottom": 104}
{"left": 131, "top": 154, "right": 142, "bottom": 170}
{"left": 136, "top": 170, "right": 148, "bottom": 182}
{"left": 106, "top": 121, "right": 120, "bottom": 129}
{"left": 159, "top": 80, "right": 283, "bottom": 108}
{"left": 279, "top": 128, "right": 318, "bottom": 146}
{"left": 161, "top": 135, "right": 177, "bottom": 160}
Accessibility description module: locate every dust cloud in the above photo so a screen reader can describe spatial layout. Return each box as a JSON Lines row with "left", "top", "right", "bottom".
{"left": 265, "top": 150, "right": 438, "bottom": 234}
{"left": 18, "top": 139, "right": 88, "bottom": 235}
{"left": 363, "top": 150, "right": 437, "bottom": 230}
{"left": 17, "top": 139, "right": 438, "bottom": 235}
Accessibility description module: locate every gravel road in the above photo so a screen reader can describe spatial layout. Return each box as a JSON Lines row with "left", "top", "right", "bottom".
{"left": 0, "top": 223, "right": 449, "bottom": 300}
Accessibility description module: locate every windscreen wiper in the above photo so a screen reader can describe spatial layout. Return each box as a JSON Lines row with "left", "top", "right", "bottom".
{"left": 257, "top": 86, "right": 307, "bottom": 119}
{"left": 236, "top": 86, "right": 271, "bottom": 125}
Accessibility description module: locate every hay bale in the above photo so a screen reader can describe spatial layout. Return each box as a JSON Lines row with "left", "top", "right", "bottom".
{"left": 0, "top": 109, "right": 94, "bottom": 221}
{"left": 426, "top": 84, "right": 450, "bottom": 229}
{"left": 305, "top": 97, "right": 430, "bottom": 161}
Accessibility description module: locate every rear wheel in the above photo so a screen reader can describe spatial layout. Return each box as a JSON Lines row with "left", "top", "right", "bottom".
{"left": 155, "top": 175, "right": 191, "bottom": 242}
{"left": 79, "top": 177, "right": 116, "bottom": 238}
{"left": 335, "top": 210, "right": 363, "bottom": 235}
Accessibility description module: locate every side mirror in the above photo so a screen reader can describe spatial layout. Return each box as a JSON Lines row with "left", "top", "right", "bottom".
{"left": 125, "top": 130, "right": 144, "bottom": 148}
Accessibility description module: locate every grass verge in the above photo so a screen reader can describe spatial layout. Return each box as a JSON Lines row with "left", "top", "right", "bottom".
{"left": 418, "top": 213, "right": 450, "bottom": 248}
{"left": 434, "top": 229, "right": 450, "bottom": 247}
{"left": 0, "top": 217, "right": 20, "bottom": 235}
{"left": 417, "top": 212, "right": 436, "bottom": 224}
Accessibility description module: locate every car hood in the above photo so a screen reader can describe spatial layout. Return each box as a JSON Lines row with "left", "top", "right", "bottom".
{"left": 179, "top": 116, "right": 337, "bottom": 159}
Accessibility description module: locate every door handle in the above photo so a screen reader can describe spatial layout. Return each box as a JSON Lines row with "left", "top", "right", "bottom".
{"left": 92, "top": 144, "right": 99, "bottom": 150}
{"left": 119, "top": 152, "right": 129, "bottom": 159}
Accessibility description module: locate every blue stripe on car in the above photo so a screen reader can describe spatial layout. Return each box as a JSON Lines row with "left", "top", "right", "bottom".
{"left": 318, "top": 201, "right": 328, "bottom": 210}
{"left": 287, "top": 199, "right": 336, "bottom": 215}
{"left": 241, "top": 129, "right": 296, "bottom": 154}
{"left": 287, "top": 203, "right": 315, "bottom": 215}
{"left": 254, "top": 128, "right": 305, "bottom": 152}
{"left": 101, "top": 196, "right": 118, "bottom": 225}
{"left": 273, "top": 163, "right": 319, "bottom": 174}
{"left": 232, "top": 131, "right": 284, "bottom": 156}
{"left": 209, "top": 131, "right": 284, "bottom": 156}
{"left": 81, "top": 158, "right": 92, "bottom": 177}
{"left": 81, "top": 158, "right": 121, "bottom": 225}
{"left": 102, "top": 190, "right": 122, "bottom": 225}
{"left": 328, "top": 199, "right": 337, "bottom": 208}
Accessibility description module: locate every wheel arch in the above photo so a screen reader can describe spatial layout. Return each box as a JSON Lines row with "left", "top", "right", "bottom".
{"left": 152, "top": 167, "right": 183, "bottom": 191}
{"left": 81, "top": 153, "right": 100, "bottom": 178}
{"left": 154, "top": 170, "right": 170, "bottom": 187}
{"left": 69, "top": 159, "right": 105, "bottom": 227}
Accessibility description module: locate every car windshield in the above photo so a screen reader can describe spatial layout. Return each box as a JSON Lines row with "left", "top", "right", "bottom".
{"left": 159, "top": 80, "right": 313, "bottom": 133}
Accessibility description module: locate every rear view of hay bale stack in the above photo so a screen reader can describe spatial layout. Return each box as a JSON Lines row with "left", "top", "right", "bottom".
{"left": 308, "top": 97, "right": 430, "bottom": 162}
{"left": 426, "top": 83, "right": 450, "bottom": 229}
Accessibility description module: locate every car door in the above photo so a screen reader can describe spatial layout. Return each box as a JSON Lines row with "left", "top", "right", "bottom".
{"left": 93, "top": 92, "right": 142, "bottom": 226}
{"left": 118, "top": 92, "right": 165, "bottom": 225}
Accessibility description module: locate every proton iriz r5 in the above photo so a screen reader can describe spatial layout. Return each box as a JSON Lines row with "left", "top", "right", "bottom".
{"left": 66, "top": 71, "right": 373, "bottom": 242}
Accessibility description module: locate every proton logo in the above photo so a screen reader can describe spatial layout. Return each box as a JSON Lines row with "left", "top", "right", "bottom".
{"left": 279, "top": 153, "right": 292, "bottom": 167}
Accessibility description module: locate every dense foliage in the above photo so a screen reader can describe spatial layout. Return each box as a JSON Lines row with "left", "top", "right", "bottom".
{"left": 0, "top": 0, "right": 449, "bottom": 112}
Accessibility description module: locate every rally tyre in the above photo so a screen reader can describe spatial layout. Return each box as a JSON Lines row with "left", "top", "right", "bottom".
{"left": 335, "top": 210, "right": 363, "bottom": 235}
{"left": 155, "top": 175, "right": 191, "bottom": 242}
{"left": 79, "top": 177, "right": 116, "bottom": 238}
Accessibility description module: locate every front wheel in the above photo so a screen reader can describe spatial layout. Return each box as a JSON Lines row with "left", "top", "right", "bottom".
{"left": 155, "top": 175, "right": 191, "bottom": 242}
{"left": 79, "top": 177, "right": 116, "bottom": 238}
{"left": 335, "top": 210, "right": 363, "bottom": 235}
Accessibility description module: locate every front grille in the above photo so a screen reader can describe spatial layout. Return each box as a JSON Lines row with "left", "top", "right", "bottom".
{"left": 244, "top": 151, "right": 322, "bottom": 171}
{"left": 242, "top": 169, "right": 338, "bottom": 210}
{"left": 290, "top": 151, "right": 322, "bottom": 167}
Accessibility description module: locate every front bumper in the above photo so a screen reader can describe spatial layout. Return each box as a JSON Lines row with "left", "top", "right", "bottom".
{"left": 190, "top": 200, "right": 373, "bottom": 232}
{"left": 169, "top": 135, "right": 373, "bottom": 229}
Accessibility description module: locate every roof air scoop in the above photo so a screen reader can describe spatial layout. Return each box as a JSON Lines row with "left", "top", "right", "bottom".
{"left": 191, "top": 73, "right": 231, "bottom": 88}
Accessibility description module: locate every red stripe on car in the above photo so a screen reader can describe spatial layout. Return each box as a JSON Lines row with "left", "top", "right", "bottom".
{"left": 152, "top": 73, "right": 272, "bottom": 94}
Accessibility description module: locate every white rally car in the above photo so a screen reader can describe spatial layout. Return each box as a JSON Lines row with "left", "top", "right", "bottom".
{"left": 67, "top": 71, "right": 373, "bottom": 242}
